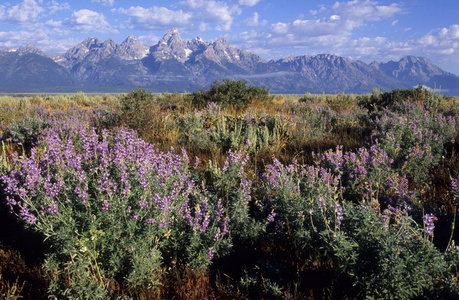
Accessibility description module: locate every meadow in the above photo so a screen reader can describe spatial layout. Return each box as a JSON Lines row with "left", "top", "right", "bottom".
{"left": 1, "top": 81, "right": 459, "bottom": 299}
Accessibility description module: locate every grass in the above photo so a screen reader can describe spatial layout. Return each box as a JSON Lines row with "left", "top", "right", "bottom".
{"left": 1, "top": 87, "right": 459, "bottom": 299}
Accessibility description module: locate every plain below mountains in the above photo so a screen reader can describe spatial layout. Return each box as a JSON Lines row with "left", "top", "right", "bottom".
{"left": 0, "top": 29, "right": 458, "bottom": 95}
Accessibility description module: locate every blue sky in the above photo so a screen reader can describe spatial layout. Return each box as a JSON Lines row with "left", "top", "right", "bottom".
{"left": 0, "top": 0, "right": 458, "bottom": 74}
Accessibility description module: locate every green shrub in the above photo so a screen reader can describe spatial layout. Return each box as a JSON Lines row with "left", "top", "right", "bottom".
{"left": 120, "top": 88, "right": 156, "bottom": 135}
{"left": 2, "top": 126, "right": 231, "bottom": 298}
{"left": 191, "top": 79, "right": 271, "bottom": 109}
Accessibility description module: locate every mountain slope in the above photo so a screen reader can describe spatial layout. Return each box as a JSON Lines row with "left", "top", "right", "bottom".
{"left": 267, "top": 54, "right": 404, "bottom": 93}
{"left": 0, "top": 46, "right": 76, "bottom": 92}
{"left": 371, "top": 56, "right": 459, "bottom": 94}
{"left": 1, "top": 29, "right": 458, "bottom": 94}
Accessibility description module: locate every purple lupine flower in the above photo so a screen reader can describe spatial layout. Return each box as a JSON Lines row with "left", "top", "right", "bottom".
{"left": 267, "top": 210, "right": 276, "bottom": 222}
{"left": 138, "top": 199, "right": 150, "bottom": 209}
{"left": 318, "top": 196, "right": 327, "bottom": 209}
{"left": 6, "top": 196, "right": 17, "bottom": 207}
{"left": 102, "top": 201, "right": 110, "bottom": 211}
{"left": 19, "top": 206, "right": 36, "bottom": 225}
{"left": 159, "top": 220, "right": 167, "bottom": 228}
{"left": 333, "top": 203, "right": 343, "bottom": 229}
{"left": 240, "top": 178, "right": 252, "bottom": 202}
{"left": 206, "top": 248, "right": 215, "bottom": 260}
{"left": 423, "top": 213, "right": 435, "bottom": 236}
{"left": 47, "top": 202, "right": 58, "bottom": 215}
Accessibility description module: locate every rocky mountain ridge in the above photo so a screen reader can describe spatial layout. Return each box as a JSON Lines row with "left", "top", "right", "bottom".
{"left": 0, "top": 29, "right": 458, "bottom": 94}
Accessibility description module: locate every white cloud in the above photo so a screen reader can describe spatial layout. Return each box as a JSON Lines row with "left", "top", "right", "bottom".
{"left": 5, "top": 0, "right": 44, "bottom": 23}
{"left": 239, "top": 0, "right": 261, "bottom": 6}
{"left": 67, "top": 9, "right": 117, "bottom": 33}
{"left": 116, "top": 6, "right": 192, "bottom": 30}
{"left": 271, "top": 22, "right": 288, "bottom": 35}
{"left": 291, "top": 19, "right": 343, "bottom": 36}
{"left": 180, "top": 0, "right": 241, "bottom": 31}
{"left": 391, "top": 20, "right": 398, "bottom": 26}
{"left": 45, "top": 19, "right": 62, "bottom": 28}
{"left": 198, "top": 22, "right": 209, "bottom": 31}
{"left": 416, "top": 25, "right": 459, "bottom": 61}
{"left": 241, "top": 12, "right": 267, "bottom": 26}
{"left": 440, "top": 24, "right": 459, "bottom": 39}
{"left": 333, "top": 0, "right": 401, "bottom": 22}
{"left": 91, "top": 0, "right": 115, "bottom": 7}
{"left": 0, "top": 27, "right": 75, "bottom": 53}
{"left": 138, "top": 35, "right": 160, "bottom": 47}
{"left": 265, "top": 0, "right": 403, "bottom": 50}
{"left": 330, "top": 15, "right": 341, "bottom": 21}
{"left": 418, "top": 35, "right": 437, "bottom": 46}
{"left": 47, "top": 1, "right": 70, "bottom": 15}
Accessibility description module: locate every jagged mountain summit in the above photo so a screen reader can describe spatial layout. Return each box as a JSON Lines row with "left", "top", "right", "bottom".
{"left": 371, "top": 56, "right": 459, "bottom": 93}
{"left": 0, "top": 28, "right": 458, "bottom": 94}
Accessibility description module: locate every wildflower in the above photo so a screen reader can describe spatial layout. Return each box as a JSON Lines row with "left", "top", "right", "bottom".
{"left": 267, "top": 210, "right": 276, "bottom": 222}
{"left": 102, "top": 201, "right": 110, "bottom": 211}
{"left": 47, "top": 202, "right": 58, "bottom": 215}
{"left": 333, "top": 203, "right": 343, "bottom": 229}
{"left": 318, "top": 196, "right": 327, "bottom": 209}
{"left": 206, "top": 248, "right": 215, "bottom": 260}
{"left": 20, "top": 206, "right": 36, "bottom": 225}
{"left": 423, "top": 213, "right": 435, "bottom": 236}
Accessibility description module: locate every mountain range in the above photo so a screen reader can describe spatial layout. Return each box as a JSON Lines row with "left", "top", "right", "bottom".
{"left": 0, "top": 28, "right": 458, "bottom": 95}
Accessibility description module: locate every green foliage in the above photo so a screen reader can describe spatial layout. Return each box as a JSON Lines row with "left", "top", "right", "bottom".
{"left": 176, "top": 103, "right": 291, "bottom": 160}
{"left": 120, "top": 88, "right": 156, "bottom": 135}
{"left": 2, "top": 126, "right": 230, "bottom": 298}
{"left": 373, "top": 100, "right": 456, "bottom": 187}
{"left": 359, "top": 85, "right": 445, "bottom": 113}
{"left": 2, "top": 88, "right": 459, "bottom": 299}
{"left": 191, "top": 79, "right": 271, "bottom": 109}
{"left": 1, "top": 117, "right": 49, "bottom": 150}
{"left": 328, "top": 204, "right": 452, "bottom": 299}
{"left": 206, "top": 150, "right": 264, "bottom": 242}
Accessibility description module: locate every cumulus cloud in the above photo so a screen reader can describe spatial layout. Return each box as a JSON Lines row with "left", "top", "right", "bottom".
{"left": 45, "top": 19, "right": 62, "bottom": 28}
{"left": 333, "top": 0, "right": 401, "bottom": 22}
{"left": 0, "top": 26, "right": 75, "bottom": 53}
{"left": 241, "top": 12, "right": 267, "bottom": 26}
{"left": 91, "top": 0, "right": 115, "bottom": 7}
{"left": 180, "top": 0, "right": 241, "bottom": 31}
{"left": 47, "top": 1, "right": 70, "bottom": 15}
{"left": 239, "top": 0, "right": 262, "bottom": 6}
{"left": 138, "top": 34, "right": 160, "bottom": 47}
{"left": 291, "top": 18, "right": 343, "bottom": 36}
{"left": 271, "top": 22, "right": 288, "bottom": 35}
{"left": 417, "top": 24, "right": 459, "bottom": 59}
{"left": 3, "top": 0, "right": 44, "bottom": 23}
{"left": 266, "top": 0, "right": 403, "bottom": 49}
{"left": 115, "top": 6, "right": 192, "bottom": 30}
{"left": 0, "top": 30, "right": 38, "bottom": 47}
{"left": 440, "top": 24, "right": 459, "bottom": 39}
{"left": 66, "top": 9, "right": 117, "bottom": 33}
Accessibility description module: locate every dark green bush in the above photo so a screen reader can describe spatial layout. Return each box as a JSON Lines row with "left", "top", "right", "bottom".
{"left": 191, "top": 79, "right": 271, "bottom": 109}
{"left": 359, "top": 85, "right": 444, "bottom": 113}
{"left": 120, "top": 88, "right": 156, "bottom": 135}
